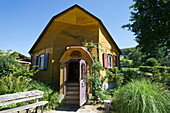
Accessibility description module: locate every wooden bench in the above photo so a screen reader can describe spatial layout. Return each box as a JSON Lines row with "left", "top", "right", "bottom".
{"left": 0, "top": 90, "right": 48, "bottom": 113}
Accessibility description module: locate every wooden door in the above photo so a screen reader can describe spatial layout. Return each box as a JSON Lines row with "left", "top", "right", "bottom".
{"left": 79, "top": 60, "right": 87, "bottom": 106}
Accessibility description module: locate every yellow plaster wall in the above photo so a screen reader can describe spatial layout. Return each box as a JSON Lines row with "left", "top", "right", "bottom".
{"left": 32, "top": 47, "right": 53, "bottom": 82}
{"left": 98, "top": 27, "right": 120, "bottom": 83}
{"left": 31, "top": 8, "right": 99, "bottom": 85}
{"left": 55, "top": 7, "right": 98, "bottom": 25}
{"left": 30, "top": 6, "right": 120, "bottom": 91}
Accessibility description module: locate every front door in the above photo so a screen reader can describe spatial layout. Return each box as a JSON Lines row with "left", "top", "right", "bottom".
{"left": 79, "top": 60, "right": 87, "bottom": 106}
{"left": 68, "top": 62, "right": 79, "bottom": 82}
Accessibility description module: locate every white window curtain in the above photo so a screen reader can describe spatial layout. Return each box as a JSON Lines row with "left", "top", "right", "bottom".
{"left": 38, "top": 55, "right": 44, "bottom": 69}
{"left": 107, "top": 55, "right": 113, "bottom": 69}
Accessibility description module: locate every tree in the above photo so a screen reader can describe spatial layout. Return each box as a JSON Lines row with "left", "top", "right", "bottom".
{"left": 0, "top": 50, "right": 36, "bottom": 77}
{"left": 122, "top": 0, "right": 170, "bottom": 53}
{"left": 121, "top": 47, "right": 135, "bottom": 59}
{"left": 0, "top": 50, "right": 19, "bottom": 76}
{"left": 129, "top": 47, "right": 145, "bottom": 67}
{"left": 145, "top": 58, "right": 159, "bottom": 66}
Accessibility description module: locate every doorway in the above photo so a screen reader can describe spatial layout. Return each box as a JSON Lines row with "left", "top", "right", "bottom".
{"left": 65, "top": 59, "right": 87, "bottom": 106}
{"left": 68, "top": 61, "right": 79, "bottom": 82}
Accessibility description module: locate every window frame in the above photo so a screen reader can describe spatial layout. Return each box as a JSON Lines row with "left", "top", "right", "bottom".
{"left": 38, "top": 54, "right": 44, "bottom": 70}
{"left": 107, "top": 54, "right": 113, "bottom": 69}
{"left": 81, "top": 63, "right": 85, "bottom": 80}
{"left": 114, "top": 56, "right": 117, "bottom": 67}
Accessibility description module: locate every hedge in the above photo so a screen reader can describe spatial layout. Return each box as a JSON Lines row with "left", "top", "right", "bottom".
{"left": 139, "top": 66, "right": 170, "bottom": 73}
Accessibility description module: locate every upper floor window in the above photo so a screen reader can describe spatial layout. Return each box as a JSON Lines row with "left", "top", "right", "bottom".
{"left": 107, "top": 54, "right": 113, "bottom": 69}
{"left": 38, "top": 55, "right": 44, "bottom": 69}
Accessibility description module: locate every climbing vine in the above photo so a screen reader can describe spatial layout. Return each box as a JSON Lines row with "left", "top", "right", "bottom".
{"left": 63, "top": 31, "right": 124, "bottom": 100}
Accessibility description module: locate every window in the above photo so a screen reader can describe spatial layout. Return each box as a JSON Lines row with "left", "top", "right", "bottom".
{"left": 107, "top": 54, "right": 113, "bottom": 68}
{"left": 34, "top": 53, "right": 48, "bottom": 70}
{"left": 81, "top": 63, "right": 85, "bottom": 80}
{"left": 38, "top": 55, "right": 44, "bottom": 69}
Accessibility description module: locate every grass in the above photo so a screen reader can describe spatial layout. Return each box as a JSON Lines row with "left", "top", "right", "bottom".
{"left": 113, "top": 79, "right": 170, "bottom": 113}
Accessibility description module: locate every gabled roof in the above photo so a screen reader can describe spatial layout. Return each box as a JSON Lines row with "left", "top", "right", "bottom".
{"left": 29, "top": 4, "right": 121, "bottom": 54}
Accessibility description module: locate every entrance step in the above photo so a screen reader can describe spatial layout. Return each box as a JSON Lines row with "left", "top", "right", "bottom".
{"left": 64, "top": 82, "right": 79, "bottom": 106}
{"left": 66, "top": 95, "right": 79, "bottom": 100}
{"left": 67, "top": 86, "right": 79, "bottom": 91}
{"left": 67, "top": 82, "right": 79, "bottom": 86}
{"left": 67, "top": 90, "right": 79, "bottom": 95}
{"left": 63, "top": 100, "right": 79, "bottom": 105}
{"left": 58, "top": 106, "right": 79, "bottom": 111}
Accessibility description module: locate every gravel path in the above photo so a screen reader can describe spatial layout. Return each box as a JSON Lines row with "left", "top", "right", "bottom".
{"left": 44, "top": 104, "right": 114, "bottom": 113}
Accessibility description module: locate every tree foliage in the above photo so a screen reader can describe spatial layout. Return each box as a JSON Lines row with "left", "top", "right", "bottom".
{"left": 145, "top": 58, "right": 159, "bottom": 66}
{"left": 121, "top": 46, "right": 169, "bottom": 67}
{"left": 129, "top": 47, "right": 144, "bottom": 66}
{"left": 0, "top": 50, "right": 61, "bottom": 110}
{"left": 122, "top": 0, "right": 170, "bottom": 52}
{"left": 121, "top": 47, "right": 135, "bottom": 59}
{"left": 0, "top": 50, "right": 36, "bottom": 77}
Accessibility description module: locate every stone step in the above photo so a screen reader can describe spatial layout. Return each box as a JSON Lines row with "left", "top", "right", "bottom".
{"left": 63, "top": 100, "right": 79, "bottom": 105}
{"left": 67, "top": 87, "right": 79, "bottom": 91}
{"left": 67, "top": 83, "right": 79, "bottom": 86}
{"left": 58, "top": 106, "right": 79, "bottom": 111}
{"left": 66, "top": 95, "right": 79, "bottom": 100}
{"left": 67, "top": 91, "right": 79, "bottom": 95}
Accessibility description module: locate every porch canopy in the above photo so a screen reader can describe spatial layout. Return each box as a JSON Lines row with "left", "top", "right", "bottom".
{"left": 59, "top": 46, "right": 93, "bottom": 95}
{"left": 59, "top": 46, "right": 93, "bottom": 64}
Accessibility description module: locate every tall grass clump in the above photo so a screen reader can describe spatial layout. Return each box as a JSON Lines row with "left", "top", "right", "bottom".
{"left": 113, "top": 79, "right": 170, "bottom": 113}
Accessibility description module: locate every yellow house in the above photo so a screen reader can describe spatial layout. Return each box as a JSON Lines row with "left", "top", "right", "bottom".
{"left": 29, "top": 4, "right": 121, "bottom": 106}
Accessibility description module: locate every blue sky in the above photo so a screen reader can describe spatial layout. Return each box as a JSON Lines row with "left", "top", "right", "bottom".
{"left": 0, "top": 0, "right": 137, "bottom": 56}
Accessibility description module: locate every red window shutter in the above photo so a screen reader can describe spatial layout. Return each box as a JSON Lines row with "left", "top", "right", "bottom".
{"left": 103, "top": 53, "right": 108, "bottom": 68}
{"left": 33, "top": 56, "right": 37, "bottom": 69}
{"left": 44, "top": 53, "right": 49, "bottom": 69}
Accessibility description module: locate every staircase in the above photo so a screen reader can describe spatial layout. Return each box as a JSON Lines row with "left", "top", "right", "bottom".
{"left": 63, "top": 82, "right": 79, "bottom": 106}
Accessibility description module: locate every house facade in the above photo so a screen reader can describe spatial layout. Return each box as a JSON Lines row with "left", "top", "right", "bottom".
{"left": 29, "top": 5, "right": 121, "bottom": 106}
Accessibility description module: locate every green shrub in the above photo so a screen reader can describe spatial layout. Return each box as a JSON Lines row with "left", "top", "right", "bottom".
{"left": 113, "top": 79, "right": 170, "bottom": 113}
{"left": 139, "top": 66, "right": 170, "bottom": 73}
{"left": 120, "top": 58, "right": 133, "bottom": 68}
{"left": 164, "top": 66, "right": 170, "bottom": 73}
{"left": 0, "top": 50, "right": 20, "bottom": 76}
{"left": 167, "top": 68, "right": 170, "bottom": 73}
{"left": 107, "top": 67, "right": 124, "bottom": 88}
{"left": 0, "top": 49, "right": 60, "bottom": 110}
{"left": 0, "top": 75, "right": 32, "bottom": 94}
{"left": 139, "top": 66, "right": 153, "bottom": 73}
{"left": 0, "top": 75, "right": 32, "bottom": 110}
{"left": 139, "top": 66, "right": 170, "bottom": 88}
{"left": 28, "top": 81, "right": 60, "bottom": 110}
{"left": 145, "top": 58, "right": 159, "bottom": 66}
{"left": 122, "top": 69, "right": 146, "bottom": 84}
{"left": 0, "top": 77, "right": 61, "bottom": 110}
{"left": 0, "top": 50, "right": 37, "bottom": 77}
